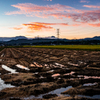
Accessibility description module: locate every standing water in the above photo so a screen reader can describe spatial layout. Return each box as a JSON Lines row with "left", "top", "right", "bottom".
{"left": 23, "top": 86, "right": 72, "bottom": 99}
{"left": 2, "top": 65, "right": 18, "bottom": 74}
{"left": 0, "top": 78, "right": 15, "bottom": 91}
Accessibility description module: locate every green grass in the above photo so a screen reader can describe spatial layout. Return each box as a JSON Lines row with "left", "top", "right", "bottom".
{"left": 0, "top": 47, "right": 5, "bottom": 51}
{"left": 23, "top": 45, "right": 100, "bottom": 51}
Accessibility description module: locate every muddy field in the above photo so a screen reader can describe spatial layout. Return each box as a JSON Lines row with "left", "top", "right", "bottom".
{"left": 0, "top": 48, "right": 100, "bottom": 100}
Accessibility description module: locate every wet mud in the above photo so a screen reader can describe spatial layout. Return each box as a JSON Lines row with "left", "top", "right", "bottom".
{"left": 0, "top": 48, "right": 100, "bottom": 100}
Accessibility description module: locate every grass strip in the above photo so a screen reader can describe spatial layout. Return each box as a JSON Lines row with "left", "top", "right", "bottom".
{"left": 23, "top": 45, "right": 100, "bottom": 51}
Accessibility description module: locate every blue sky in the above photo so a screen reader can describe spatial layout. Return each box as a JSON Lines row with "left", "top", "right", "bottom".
{"left": 0, "top": 0, "right": 100, "bottom": 39}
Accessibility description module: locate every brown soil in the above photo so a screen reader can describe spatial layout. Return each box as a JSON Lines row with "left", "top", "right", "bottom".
{"left": 0, "top": 48, "right": 100, "bottom": 100}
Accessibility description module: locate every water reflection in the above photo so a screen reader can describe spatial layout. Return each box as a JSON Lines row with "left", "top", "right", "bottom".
{"left": 64, "top": 71, "right": 75, "bottom": 75}
{"left": 52, "top": 73, "right": 60, "bottom": 77}
{"left": 78, "top": 75, "right": 100, "bottom": 79}
{"left": 2, "top": 65, "right": 17, "bottom": 74}
{"left": 0, "top": 78, "right": 15, "bottom": 91}
{"left": 78, "top": 95, "right": 100, "bottom": 99}
{"left": 68, "top": 62, "right": 79, "bottom": 67}
{"left": 33, "top": 62, "right": 43, "bottom": 67}
{"left": 24, "top": 86, "right": 72, "bottom": 99}
{"left": 83, "top": 83, "right": 97, "bottom": 86}
{"left": 16, "top": 64, "right": 30, "bottom": 70}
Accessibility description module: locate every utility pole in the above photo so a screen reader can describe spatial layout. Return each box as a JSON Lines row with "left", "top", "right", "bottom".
{"left": 57, "top": 29, "right": 60, "bottom": 45}
{"left": 57, "top": 29, "right": 59, "bottom": 39}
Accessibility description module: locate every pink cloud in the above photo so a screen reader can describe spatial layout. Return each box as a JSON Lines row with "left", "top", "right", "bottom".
{"left": 6, "top": 3, "right": 74, "bottom": 15}
{"left": 6, "top": 3, "right": 84, "bottom": 18}
{"left": 44, "top": 0, "right": 52, "bottom": 1}
{"left": 46, "top": 9, "right": 100, "bottom": 23}
{"left": 88, "top": 23, "right": 100, "bottom": 27}
{"left": 83, "top": 5, "right": 100, "bottom": 9}
{"left": 80, "top": 0, "right": 90, "bottom": 3}
{"left": 72, "top": 24, "right": 81, "bottom": 26}
{"left": 6, "top": 3, "right": 100, "bottom": 23}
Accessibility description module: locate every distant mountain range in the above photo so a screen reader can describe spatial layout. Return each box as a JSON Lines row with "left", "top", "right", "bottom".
{"left": 1, "top": 35, "right": 100, "bottom": 42}
{"left": 0, "top": 35, "right": 100, "bottom": 45}
{"left": 0, "top": 36, "right": 28, "bottom": 41}
{"left": 83, "top": 36, "right": 100, "bottom": 40}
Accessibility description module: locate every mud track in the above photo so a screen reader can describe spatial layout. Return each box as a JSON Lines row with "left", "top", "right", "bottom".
{"left": 0, "top": 48, "right": 100, "bottom": 100}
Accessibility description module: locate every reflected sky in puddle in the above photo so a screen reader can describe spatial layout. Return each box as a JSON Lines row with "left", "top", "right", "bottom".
{"left": 52, "top": 73, "right": 60, "bottom": 77}
{"left": 83, "top": 82, "right": 97, "bottom": 86}
{"left": 68, "top": 62, "right": 79, "bottom": 67}
{"left": 2, "top": 65, "right": 18, "bottom": 74}
{"left": 1, "top": 53, "right": 4, "bottom": 57}
{"left": 64, "top": 71, "right": 75, "bottom": 76}
{"left": 78, "top": 95, "right": 100, "bottom": 99}
{"left": 33, "top": 72, "right": 38, "bottom": 74}
{"left": 16, "top": 64, "right": 30, "bottom": 70}
{"left": 39, "top": 76, "right": 44, "bottom": 79}
{"left": 0, "top": 78, "right": 15, "bottom": 91}
{"left": 47, "top": 70, "right": 54, "bottom": 73}
{"left": 24, "top": 86, "right": 72, "bottom": 99}
{"left": 30, "top": 64, "right": 35, "bottom": 67}
{"left": 77, "top": 75, "right": 100, "bottom": 79}
{"left": 84, "top": 76, "right": 100, "bottom": 79}
{"left": 55, "top": 63, "right": 64, "bottom": 68}
{"left": 33, "top": 62, "right": 43, "bottom": 67}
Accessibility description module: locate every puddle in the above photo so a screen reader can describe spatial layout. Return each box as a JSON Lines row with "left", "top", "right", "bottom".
{"left": 77, "top": 75, "right": 100, "bottom": 79}
{"left": 55, "top": 63, "right": 64, "bottom": 68}
{"left": 23, "top": 86, "right": 72, "bottom": 99}
{"left": 52, "top": 65, "right": 59, "bottom": 68}
{"left": 84, "top": 76, "right": 100, "bottom": 79}
{"left": 16, "top": 64, "right": 30, "bottom": 70}
{"left": 48, "top": 86, "right": 72, "bottom": 95}
{"left": 83, "top": 83, "right": 97, "bottom": 86}
{"left": 44, "top": 64, "right": 48, "bottom": 67}
{"left": 64, "top": 71, "right": 75, "bottom": 76}
{"left": 68, "top": 62, "right": 79, "bottom": 67}
{"left": 30, "top": 64, "right": 35, "bottom": 67}
{"left": 34, "top": 72, "right": 38, "bottom": 74}
{"left": 77, "top": 75, "right": 84, "bottom": 78}
{"left": 2, "top": 65, "right": 18, "bottom": 74}
{"left": 52, "top": 73, "right": 60, "bottom": 77}
{"left": 0, "top": 78, "right": 15, "bottom": 91}
{"left": 39, "top": 76, "right": 44, "bottom": 79}
{"left": 47, "top": 70, "right": 54, "bottom": 73}
{"left": 1, "top": 53, "right": 4, "bottom": 57}
{"left": 78, "top": 95, "right": 100, "bottom": 99}
{"left": 33, "top": 62, "right": 43, "bottom": 67}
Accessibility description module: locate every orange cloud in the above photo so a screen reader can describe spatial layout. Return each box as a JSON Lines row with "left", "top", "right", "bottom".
{"left": 88, "top": 23, "right": 100, "bottom": 27}
{"left": 11, "top": 27, "right": 23, "bottom": 30}
{"left": 22, "top": 22, "right": 68, "bottom": 31}
{"left": 23, "top": 23, "right": 53, "bottom": 31}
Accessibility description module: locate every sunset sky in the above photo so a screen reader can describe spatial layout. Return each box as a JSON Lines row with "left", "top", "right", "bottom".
{"left": 0, "top": 0, "right": 100, "bottom": 39}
